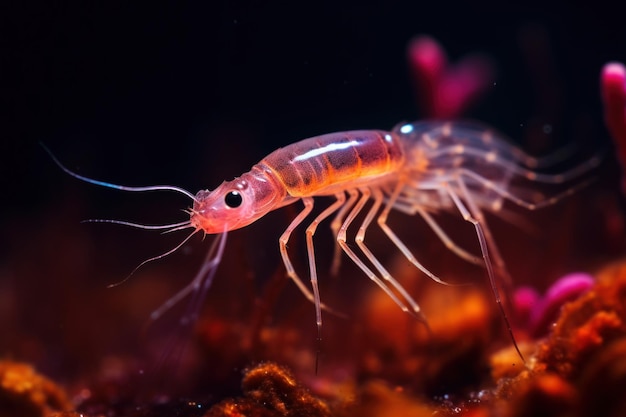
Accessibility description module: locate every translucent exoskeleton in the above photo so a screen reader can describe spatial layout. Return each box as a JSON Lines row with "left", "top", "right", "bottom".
{"left": 45, "top": 120, "right": 600, "bottom": 360}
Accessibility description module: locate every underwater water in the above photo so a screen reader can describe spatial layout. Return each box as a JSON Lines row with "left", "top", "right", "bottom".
{"left": 3, "top": 2, "right": 626, "bottom": 416}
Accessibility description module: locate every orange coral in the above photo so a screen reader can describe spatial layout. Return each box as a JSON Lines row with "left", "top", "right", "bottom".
{"left": 536, "top": 260, "right": 626, "bottom": 379}
{"left": 205, "top": 362, "right": 331, "bottom": 417}
{"left": 489, "top": 260, "right": 626, "bottom": 416}
{"left": 0, "top": 360, "right": 73, "bottom": 417}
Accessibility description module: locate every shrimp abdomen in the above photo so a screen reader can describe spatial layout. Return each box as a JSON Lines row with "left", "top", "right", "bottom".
{"left": 262, "top": 130, "right": 405, "bottom": 197}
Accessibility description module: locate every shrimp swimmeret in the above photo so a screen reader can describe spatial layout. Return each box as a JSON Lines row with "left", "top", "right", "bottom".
{"left": 46, "top": 121, "right": 600, "bottom": 358}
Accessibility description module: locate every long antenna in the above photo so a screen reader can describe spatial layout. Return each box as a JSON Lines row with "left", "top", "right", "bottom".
{"left": 40, "top": 143, "right": 198, "bottom": 202}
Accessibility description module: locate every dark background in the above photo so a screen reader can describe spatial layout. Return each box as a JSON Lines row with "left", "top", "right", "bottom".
{"left": 2, "top": 1, "right": 624, "bottom": 380}
{"left": 4, "top": 2, "right": 622, "bottom": 201}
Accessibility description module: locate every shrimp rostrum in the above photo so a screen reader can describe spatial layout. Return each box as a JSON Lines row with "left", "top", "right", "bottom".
{"left": 47, "top": 120, "right": 599, "bottom": 355}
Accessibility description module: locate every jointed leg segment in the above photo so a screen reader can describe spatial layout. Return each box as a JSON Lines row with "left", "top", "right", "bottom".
{"left": 336, "top": 189, "right": 414, "bottom": 314}
{"left": 444, "top": 177, "right": 524, "bottom": 360}
{"left": 378, "top": 182, "right": 453, "bottom": 286}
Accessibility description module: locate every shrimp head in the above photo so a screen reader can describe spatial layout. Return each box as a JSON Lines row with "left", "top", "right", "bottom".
{"left": 190, "top": 164, "right": 290, "bottom": 234}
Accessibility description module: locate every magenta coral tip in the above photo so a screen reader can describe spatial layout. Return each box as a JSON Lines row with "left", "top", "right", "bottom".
{"left": 408, "top": 36, "right": 446, "bottom": 86}
{"left": 407, "top": 36, "right": 494, "bottom": 119}
{"left": 529, "top": 273, "right": 595, "bottom": 337}
{"left": 513, "top": 286, "right": 541, "bottom": 325}
{"left": 601, "top": 62, "right": 626, "bottom": 194}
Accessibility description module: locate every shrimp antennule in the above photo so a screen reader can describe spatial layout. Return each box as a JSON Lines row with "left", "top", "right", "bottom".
{"left": 106, "top": 229, "right": 200, "bottom": 288}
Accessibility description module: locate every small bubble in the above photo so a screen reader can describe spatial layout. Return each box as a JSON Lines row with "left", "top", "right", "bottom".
{"left": 543, "top": 124, "right": 553, "bottom": 134}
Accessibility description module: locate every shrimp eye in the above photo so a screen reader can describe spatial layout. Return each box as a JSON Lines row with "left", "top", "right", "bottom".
{"left": 224, "top": 191, "right": 243, "bottom": 208}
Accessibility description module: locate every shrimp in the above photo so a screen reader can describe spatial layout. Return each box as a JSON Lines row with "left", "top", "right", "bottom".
{"left": 45, "top": 120, "right": 600, "bottom": 359}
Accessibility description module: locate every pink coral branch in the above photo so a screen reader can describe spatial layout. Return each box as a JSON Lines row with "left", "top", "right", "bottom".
{"left": 514, "top": 273, "right": 594, "bottom": 338}
{"left": 601, "top": 62, "right": 626, "bottom": 194}
{"left": 407, "top": 36, "right": 495, "bottom": 119}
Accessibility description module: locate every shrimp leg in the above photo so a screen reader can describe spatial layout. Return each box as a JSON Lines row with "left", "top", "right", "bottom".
{"left": 278, "top": 198, "right": 342, "bottom": 318}
{"left": 444, "top": 177, "right": 523, "bottom": 360}
{"left": 355, "top": 187, "right": 424, "bottom": 317}
{"left": 427, "top": 147, "right": 601, "bottom": 185}
{"left": 414, "top": 206, "right": 484, "bottom": 266}
{"left": 459, "top": 169, "right": 595, "bottom": 210}
{"left": 455, "top": 166, "right": 595, "bottom": 285}
{"left": 377, "top": 181, "right": 453, "bottom": 286}
{"left": 389, "top": 186, "right": 495, "bottom": 269}
{"left": 304, "top": 193, "right": 347, "bottom": 329}
{"left": 329, "top": 189, "right": 359, "bottom": 276}
{"left": 453, "top": 171, "right": 512, "bottom": 286}
{"left": 337, "top": 190, "right": 412, "bottom": 313}
{"left": 149, "top": 231, "right": 226, "bottom": 323}
{"left": 279, "top": 198, "right": 317, "bottom": 301}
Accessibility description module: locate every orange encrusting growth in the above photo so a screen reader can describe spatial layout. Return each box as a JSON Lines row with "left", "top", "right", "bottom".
{"left": 262, "top": 130, "right": 406, "bottom": 197}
